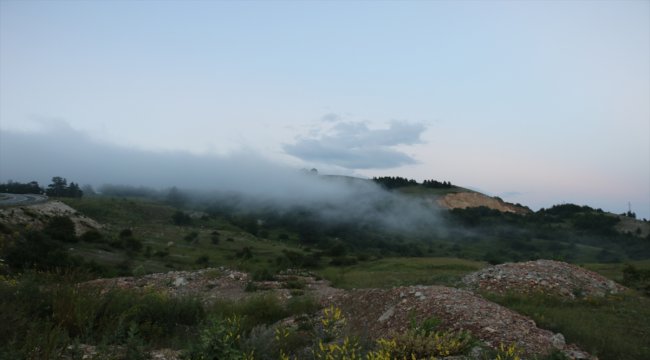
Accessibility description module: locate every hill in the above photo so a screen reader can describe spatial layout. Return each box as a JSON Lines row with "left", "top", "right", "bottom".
{"left": 1, "top": 179, "right": 650, "bottom": 359}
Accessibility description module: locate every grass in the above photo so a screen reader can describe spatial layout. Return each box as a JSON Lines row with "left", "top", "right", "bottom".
{"left": 318, "top": 257, "right": 486, "bottom": 289}
{"left": 59, "top": 197, "right": 304, "bottom": 276}
{"left": 396, "top": 185, "right": 470, "bottom": 196}
{"left": 0, "top": 273, "right": 321, "bottom": 358}
{"left": 486, "top": 292, "right": 650, "bottom": 360}
{"left": 582, "top": 260, "right": 650, "bottom": 282}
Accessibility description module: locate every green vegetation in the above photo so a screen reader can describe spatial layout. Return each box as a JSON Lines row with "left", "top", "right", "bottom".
{"left": 319, "top": 257, "right": 484, "bottom": 289}
{"left": 372, "top": 176, "right": 456, "bottom": 190}
{"left": 2, "top": 180, "right": 650, "bottom": 358}
{"left": 0, "top": 273, "right": 320, "bottom": 359}
{"left": 45, "top": 176, "right": 83, "bottom": 198}
{"left": 0, "top": 180, "right": 44, "bottom": 194}
{"left": 486, "top": 292, "right": 650, "bottom": 360}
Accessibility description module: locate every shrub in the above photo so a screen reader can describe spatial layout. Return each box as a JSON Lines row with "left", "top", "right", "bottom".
{"left": 252, "top": 268, "right": 275, "bottom": 281}
{"left": 388, "top": 329, "right": 474, "bottom": 358}
{"left": 622, "top": 264, "right": 650, "bottom": 296}
{"left": 119, "top": 228, "right": 133, "bottom": 239}
{"left": 184, "top": 315, "right": 251, "bottom": 360}
{"left": 286, "top": 296, "right": 319, "bottom": 316}
{"left": 236, "top": 246, "right": 253, "bottom": 260}
{"left": 184, "top": 231, "right": 199, "bottom": 243}
{"left": 80, "top": 229, "right": 104, "bottom": 243}
{"left": 4, "top": 231, "right": 79, "bottom": 271}
{"left": 172, "top": 211, "right": 192, "bottom": 226}
{"left": 329, "top": 256, "right": 357, "bottom": 266}
{"left": 196, "top": 255, "right": 210, "bottom": 265}
{"left": 124, "top": 237, "right": 143, "bottom": 252}
{"left": 282, "top": 278, "right": 306, "bottom": 290}
{"left": 44, "top": 216, "right": 77, "bottom": 243}
{"left": 211, "top": 231, "right": 220, "bottom": 245}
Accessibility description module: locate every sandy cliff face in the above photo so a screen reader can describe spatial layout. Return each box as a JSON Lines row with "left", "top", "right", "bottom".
{"left": 437, "top": 192, "right": 531, "bottom": 214}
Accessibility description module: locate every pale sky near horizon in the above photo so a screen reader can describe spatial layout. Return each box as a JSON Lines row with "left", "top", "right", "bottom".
{"left": 1, "top": 0, "right": 649, "bottom": 218}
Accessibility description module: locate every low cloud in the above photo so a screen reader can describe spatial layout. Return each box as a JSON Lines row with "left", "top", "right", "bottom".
{"left": 283, "top": 120, "right": 426, "bottom": 169}
{"left": 0, "top": 122, "right": 443, "bottom": 234}
{"left": 320, "top": 113, "right": 342, "bottom": 122}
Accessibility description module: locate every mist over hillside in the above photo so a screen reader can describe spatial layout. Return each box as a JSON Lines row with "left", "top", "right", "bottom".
{"left": 0, "top": 123, "right": 445, "bottom": 234}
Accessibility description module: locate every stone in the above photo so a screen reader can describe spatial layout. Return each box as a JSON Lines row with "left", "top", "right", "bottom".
{"left": 551, "top": 333, "right": 566, "bottom": 349}
{"left": 173, "top": 277, "right": 187, "bottom": 287}
{"left": 378, "top": 305, "right": 395, "bottom": 322}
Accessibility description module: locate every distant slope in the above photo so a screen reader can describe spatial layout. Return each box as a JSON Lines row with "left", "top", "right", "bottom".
{"left": 436, "top": 192, "right": 532, "bottom": 214}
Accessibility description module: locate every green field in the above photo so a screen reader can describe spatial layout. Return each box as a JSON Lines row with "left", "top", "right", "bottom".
{"left": 318, "top": 257, "right": 486, "bottom": 289}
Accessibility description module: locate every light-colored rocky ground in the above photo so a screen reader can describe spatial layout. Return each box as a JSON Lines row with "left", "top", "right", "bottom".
{"left": 0, "top": 200, "right": 102, "bottom": 235}
{"left": 437, "top": 192, "right": 531, "bottom": 214}
{"left": 463, "top": 259, "right": 625, "bottom": 299}
{"left": 76, "top": 259, "right": 617, "bottom": 359}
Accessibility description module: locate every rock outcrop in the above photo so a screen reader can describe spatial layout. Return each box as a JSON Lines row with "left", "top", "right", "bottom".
{"left": 463, "top": 259, "right": 625, "bottom": 299}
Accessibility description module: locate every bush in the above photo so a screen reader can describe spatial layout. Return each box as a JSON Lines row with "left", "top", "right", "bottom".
{"left": 172, "top": 211, "right": 192, "bottom": 226}
{"left": 211, "top": 231, "right": 220, "bottom": 245}
{"left": 184, "top": 231, "right": 199, "bottom": 243}
{"left": 236, "top": 246, "right": 253, "bottom": 260}
{"left": 622, "top": 264, "right": 650, "bottom": 296}
{"left": 252, "top": 268, "right": 275, "bottom": 281}
{"left": 119, "top": 228, "right": 133, "bottom": 239}
{"left": 196, "top": 255, "right": 210, "bottom": 265}
{"left": 185, "top": 315, "right": 250, "bottom": 360}
{"left": 80, "top": 229, "right": 104, "bottom": 243}
{"left": 44, "top": 216, "right": 77, "bottom": 243}
{"left": 286, "top": 296, "right": 319, "bottom": 316}
{"left": 124, "top": 237, "right": 143, "bottom": 252}
{"left": 329, "top": 256, "right": 357, "bottom": 266}
{"left": 4, "top": 231, "right": 79, "bottom": 271}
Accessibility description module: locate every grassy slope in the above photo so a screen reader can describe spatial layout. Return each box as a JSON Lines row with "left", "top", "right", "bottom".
{"left": 486, "top": 292, "right": 650, "bottom": 360}
{"left": 319, "top": 257, "right": 486, "bottom": 289}
{"left": 57, "top": 196, "right": 650, "bottom": 359}
{"left": 582, "top": 260, "right": 650, "bottom": 282}
{"left": 60, "top": 197, "right": 304, "bottom": 274}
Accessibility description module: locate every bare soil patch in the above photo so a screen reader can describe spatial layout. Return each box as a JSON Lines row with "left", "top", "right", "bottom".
{"left": 437, "top": 192, "right": 531, "bottom": 214}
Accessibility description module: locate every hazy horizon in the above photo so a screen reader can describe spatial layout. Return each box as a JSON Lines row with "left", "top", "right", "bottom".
{"left": 1, "top": 0, "right": 648, "bottom": 219}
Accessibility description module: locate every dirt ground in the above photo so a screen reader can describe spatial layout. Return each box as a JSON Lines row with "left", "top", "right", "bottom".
{"left": 436, "top": 192, "right": 531, "bottom": 214}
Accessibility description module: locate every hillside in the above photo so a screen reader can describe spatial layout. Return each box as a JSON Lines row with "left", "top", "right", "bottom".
{"left": 436, "top": 192, "right": 531, "bottom": 214}
{"left": 1, "top": 187, "right": 650, "bottom": 359}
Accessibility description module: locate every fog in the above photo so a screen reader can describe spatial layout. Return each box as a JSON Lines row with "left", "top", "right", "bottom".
{"left": 0, "top": 122, "right": 443, "bottom": 234}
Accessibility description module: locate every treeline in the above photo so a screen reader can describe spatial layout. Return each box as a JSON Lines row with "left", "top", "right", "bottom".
{"left": 373, "top": 176, "right": 418, "bottom": 189}
{"left": 373, "top": 176, "right": 455, "bottom": 189}
{"left": 45, "top": 177, "right": 83, "bottom": 198}
{"left": 1, "top": 177, "right": 84, "bottom": 198}
{"left": 422, "top": 179, "right": 454, "bottom": 189}
{"left": 0, "top": 180, "right": 43, "bottom": 194}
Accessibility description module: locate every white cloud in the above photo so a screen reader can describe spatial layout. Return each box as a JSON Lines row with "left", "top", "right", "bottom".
{"left": 284, "top": 120, "right": 426, "bottom": 169}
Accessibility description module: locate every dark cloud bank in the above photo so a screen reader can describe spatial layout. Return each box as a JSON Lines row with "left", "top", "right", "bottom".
{"left": 0, "top": 123, "right": 442, "bottom": 234}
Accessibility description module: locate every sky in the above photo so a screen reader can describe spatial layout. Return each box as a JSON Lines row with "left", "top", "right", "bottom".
{"left": 1, "top": 0, "right": 649, "bottom": 219}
